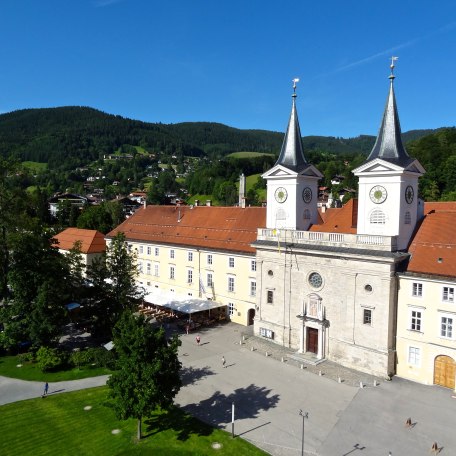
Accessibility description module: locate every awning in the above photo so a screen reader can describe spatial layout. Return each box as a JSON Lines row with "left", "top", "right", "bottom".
{"left": 144, "top": 290, "right": 226, "bottom": 314}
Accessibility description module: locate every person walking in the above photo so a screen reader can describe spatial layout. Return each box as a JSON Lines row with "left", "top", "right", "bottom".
{"left": 43, "top": 382, "right": 49, "bottom": 397}
{"left": 222, "top": 355, "right": 226, "bottom": 368}
{"left": 196, "top": 335, "right": 201, "bottom": 346}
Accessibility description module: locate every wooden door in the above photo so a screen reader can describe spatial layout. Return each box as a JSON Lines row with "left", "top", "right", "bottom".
{"left": 434, "top": 355, "right": 456, "bottom": 389}
{"left": 247, "top": 308, "right": 255, "bottom": 326}
{"left": 307, "top": 328, "right": 318, "bottom": 354}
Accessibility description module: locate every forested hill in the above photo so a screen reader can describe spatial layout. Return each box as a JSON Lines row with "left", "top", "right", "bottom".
{"left": 0, "top": 106, "right": 449, "bottom": 165}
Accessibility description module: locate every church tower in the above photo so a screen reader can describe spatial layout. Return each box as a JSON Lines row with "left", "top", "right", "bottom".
{"left": 353, "top": 59, "right": 425, "bottom": 250}
{"left": 262, "top": 79, "right": 323, "bottom": 231}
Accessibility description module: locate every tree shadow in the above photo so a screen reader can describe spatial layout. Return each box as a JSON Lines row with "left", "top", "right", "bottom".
{"left": 144, "top": 383, "right": 280, "bottom": 442}
{"left": 180, "top": 365, "right": 215, "bottom": 386}
{"left": 181, "top": 383, "right": 280, "bottom": 430}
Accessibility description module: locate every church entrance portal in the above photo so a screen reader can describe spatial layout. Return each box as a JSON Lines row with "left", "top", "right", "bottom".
{"left": 307, "top": 327, "right": 318, "bottom": 354}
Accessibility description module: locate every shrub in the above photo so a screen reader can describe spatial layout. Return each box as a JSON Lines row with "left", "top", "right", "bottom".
{"left": 18, "top": 352, "right": 35, "bottom": 364}
{"left": 86, "top": 347, "right": 116, "bottom": 369}
{"left": 36, "top": 346, "right": 64, "bottom": 372}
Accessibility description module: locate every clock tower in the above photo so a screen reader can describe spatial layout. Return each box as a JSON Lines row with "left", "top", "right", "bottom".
{"left": 263, "top": 79, "right": 323, "bottom": 231}
{"left": 353, "top": 59, "right": 425, "bottom": 250}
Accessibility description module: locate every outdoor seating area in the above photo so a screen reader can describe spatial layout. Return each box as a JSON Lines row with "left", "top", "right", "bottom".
{"left": 138, "top": 302, "right": 227, "bottom": 331}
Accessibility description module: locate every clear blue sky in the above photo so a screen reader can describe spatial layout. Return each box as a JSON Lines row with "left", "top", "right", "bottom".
{"left": 1, "top": 0, "right": 455, "bottom": 137}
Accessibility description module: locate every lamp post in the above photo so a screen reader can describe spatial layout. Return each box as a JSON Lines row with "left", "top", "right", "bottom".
{"left": 299, "top": 409, "right": 309, "bottom": 456}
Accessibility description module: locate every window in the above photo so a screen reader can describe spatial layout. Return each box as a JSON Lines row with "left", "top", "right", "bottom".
{"left": 228, "top": 276, "right": 235, "bottom": 292}
{"left": 170, "top": 249, "right": 175, "bottom": 259}
{"left": 250, "top": 280, "right": 256, "bottom": 297}
{"left": 139, "top": 245, "right": 144, "bottom": 254}
{"left": 404, "top": 211, "right": 411, "bottom": 225}
{"left": 267, "top": 290, "right": 274, "bottom": 304}
{"left": 154, "top": 263, "right": 159, "bottom": 277}
{"left": 146, "top": 262, "right": 151, "bottom": 275}
{"left": 228, "top": 302, "right": 234, "bottom": 316}
{"left": 363, "top": 309, "right": 372, "bottom": 325}
{"left": 138, "top": 262, "right": 143, "bottom": 273}
{"left": 170, "top": 266, "right": 175, "bottom": 280}
{"left": 207, "top": 273, "right": 213, "bottom": 288}
{"left": 443, "top": 287, "right": 455, "bottom": 303}
{"left": 408, "top": 347, "right": 420, "bottom": 365}
{"left": 303, "top": 209, "right": 310, "bottom": 220}
{"left": 207, "top": 254, "right": 213, "bottom": 265}
{"left": 229, "top": 257, "right": 235, "bottom": 268}
{"left": 441, "top": 316, "right": 453, "bottom": 338}
{"left": 154, "top": 247, "right": 159, "bottom": 256}
{"left": 188, "top": 251, "right": 193, "bottom": 262}
{"left": 308, "top": 272, "right": 323, "bottom": 288}
{"left": 412, "top": 282, "right": 423, "bottom": 297}
{"left": 187, "top": 269, "right": 193, "bottom": 284}
{"left": 251, "top": 260, "right": 256, "bottom": 272}
{"left": 370, "top": 209, "right": 386, "bottom": 224}
{"left": 147, "top": 246, "right": 151, "bottom": 255}
{"left": 410, "top": 310, "right": 422, "bottom": 331}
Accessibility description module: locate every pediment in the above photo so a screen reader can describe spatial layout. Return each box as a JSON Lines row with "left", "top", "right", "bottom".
{"left": 404, "top": 160, "right": 426, "bottom": 174}
{"left": 262, "top": 165, "right": 297, "bottom": 178}
{"left": 353, "top": 158, "right": 403, "bottom": 175}
{"left": 300, "top": 164, "right": 324, "bottom": 179}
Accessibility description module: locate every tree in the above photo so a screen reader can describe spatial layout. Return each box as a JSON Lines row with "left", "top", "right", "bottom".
{"left": 86, "top": 232, "right": 144, "bottom": 337}
{"left": 107, "top": 311, "right": 182, "bottom": 440}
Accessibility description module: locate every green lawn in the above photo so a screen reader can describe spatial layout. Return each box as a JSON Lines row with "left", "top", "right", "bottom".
{"left": 0, "top": 387, "right": 267, "bottom": 456}
{"left": 0, "top": 356, "right": 112, "bottom": 382}
{"left": 226, "top": 151, "right": 275, "bottom": 159}
{"left": 22, "top": 161, "right": 48, "bottom": 173}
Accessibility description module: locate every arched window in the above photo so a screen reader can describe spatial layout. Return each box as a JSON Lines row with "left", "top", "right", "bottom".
{"left": 303, "top": 209, "right": 310, "bottom": 220}
{"left": 276, "top": 208, "right": 286, "bottom": 220}
{"left": 370, "top": 209, "right": 386, "bottom": 225}
{"left": 405, "top": 211, "right": 411, "bottom": 225}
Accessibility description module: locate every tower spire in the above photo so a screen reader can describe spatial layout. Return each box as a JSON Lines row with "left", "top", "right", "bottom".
{"left": 274, "top": 78, "right": 308, "bottom": 172}
{"left": 365, "top": 57, "right": 412, "bottom": 167}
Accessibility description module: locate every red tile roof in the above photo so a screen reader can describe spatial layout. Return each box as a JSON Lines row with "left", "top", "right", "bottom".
{"left": 107, "top": 205, "right": 266, "bottom": 254}
{"left": 53, "top": 228, "right": 106, "bottom": 254}
{"left": 310, "top": 199, "right": 358, "bottom": 234}
{"left": 407, "top": 202, "right": 456, "bottom": 277}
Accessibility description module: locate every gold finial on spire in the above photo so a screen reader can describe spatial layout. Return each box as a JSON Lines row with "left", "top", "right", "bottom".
{"left": 389, "top": 56, "right": 398, "bottom": 80}
{"left": 292, "top": 78, "right": 300, "bottom": 97}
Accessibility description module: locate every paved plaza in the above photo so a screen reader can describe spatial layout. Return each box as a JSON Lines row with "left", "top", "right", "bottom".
{"left": 1, "top": 322, "right": 455, "bottom": 455}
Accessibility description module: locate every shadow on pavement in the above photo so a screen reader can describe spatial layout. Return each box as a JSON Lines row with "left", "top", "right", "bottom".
{"left": 180, "top": 365, "right": 215, "bottom": 386}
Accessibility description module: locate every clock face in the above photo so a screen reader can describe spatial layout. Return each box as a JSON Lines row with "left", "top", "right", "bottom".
{"left": 274, "top": 187, "right": 288, "bottom": 203}
{"left": 405, "top": 185, "right": 414, "bottom": 204}
{"left": 302, "top": 187, "right": 312, "bottom": 203}
{"left": 369, "top": 185, "right": 387, "bottom": 204}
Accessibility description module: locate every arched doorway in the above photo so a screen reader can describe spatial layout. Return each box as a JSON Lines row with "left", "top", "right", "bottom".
{"left": 434, "top": 355, "right": 456, "bottom": 389}
{"left": 247, "top": 308, "right": 255, "bottom": 326}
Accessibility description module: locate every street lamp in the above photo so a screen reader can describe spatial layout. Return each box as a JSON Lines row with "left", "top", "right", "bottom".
{"left": 299, "top": 409, "right": 309, "bottom": 456}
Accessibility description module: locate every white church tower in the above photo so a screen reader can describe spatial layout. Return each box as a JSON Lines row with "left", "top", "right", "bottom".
{"left": 353, "top": 59, "right": 425, "bottom": 250}
{"left": 262, "top": 79, "right": 323, "bottom": 231}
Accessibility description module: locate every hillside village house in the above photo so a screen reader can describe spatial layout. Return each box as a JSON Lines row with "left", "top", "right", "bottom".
{"left": 106, "top": 64, "right": 455, "bottom": 387}
{"left": 53, "top": 228, "right": 106, "bottom": 274}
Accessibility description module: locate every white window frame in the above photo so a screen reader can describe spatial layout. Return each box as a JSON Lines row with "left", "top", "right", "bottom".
{"left": 154, "top": 247, "right": 159, "bottom": 256}
{"left": 408, "top": 346, "right": 421, "bottom": 366}
{"left": 440, "top": 314, "right": 454, "bottom": 339}
{"left": 207, "top": 273, "right": 213, "bottom": 288}
{"left": 250, "top": 280, "right": 256, "bottom": 297}
{"left": 363, "top": 308, "right": 372, "bottom": 326}
{"left": 228, "top": 257, "right": 235, "bottom": 268}
{"left": 412, "top": 282, "right": 423, "bottom": 297}
{"left": 207, "top": 254, "right": 213, "bottom": 266}
{"left": 228, "top": 302, "right": 235, "bottom": 316}
{"left": 251, "top": 260, "right": 256, "bottom": 272}
{"left": 154, "top": 263, "right": 159, "bottom": 277}
{"left": 404, "top": 211, "right": 411, "bottom": 225}
{"left": 138, "top": 261, "right": 143, "bottom": 273}
{"left": 370, "top": 209, "right": 386, "bottom": 224}
{"left": 146, "top": 262, "right": 151, "bottom": 275}
{"left": 188, "top": 251, "right": 193, "bottom": 262}
{"left": 410, "top": 309, "right": 422, "bottom": 332}
{"left": 147, "top": 246, "right": 151, "bottom": 255}
{"left": 443, "top": 286, "right": 455, "bottom": 303}
{"left": 228, "top": 276, "right": 235, "bottom": 293}
{"left": 267, "top": 290, "right": 274, "bottom": 304}
{"left": 187, "top": 269, "right": 193, "bottom": 284}
{"left": 170, "top": 266, "right": 175, "bottom": 280}
{"left": 170, "top": 249, "right": 175, "bottom": 259}
{"left": 139, "top": 245, "right": 144, "bottom": 254}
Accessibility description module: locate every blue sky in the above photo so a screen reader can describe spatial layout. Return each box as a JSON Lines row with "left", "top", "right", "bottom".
{"left": 1, "top": 0, "right": 455, "bottom": 137}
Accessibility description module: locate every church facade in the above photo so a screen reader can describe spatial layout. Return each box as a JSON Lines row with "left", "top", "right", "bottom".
{"left": 253, "top": 64, "right": 426, "bottom": 378}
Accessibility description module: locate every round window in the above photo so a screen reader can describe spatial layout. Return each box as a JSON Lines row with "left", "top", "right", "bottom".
{"left": 268, "top": 270, "right": 274, "bottom": 277}
{"left": 364, "top": 284, "right": 373, "bottom": 293}
{"left": 308, "top": 272, "right": 323, "bottom": 288}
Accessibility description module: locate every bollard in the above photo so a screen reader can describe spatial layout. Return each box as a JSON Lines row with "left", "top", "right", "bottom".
{"left": 359, "top": 381, "right": 364, "bottom": 388}
{"left": 373, "top": 380, "right": 378, "bottom": 387}
{"left": 300, "top": 364, "right": 304, "bottom": 370}
{"left": 338, "top": 376, "right": 342, "bottom": 383}
{"left": 318, "top": 370, "right": 322, "bottom": 376}
{"left": 265, "top": 351, "right": 269, "bottom": 357}
{"left": 251, "top": 346, "right": 254, "bottom": 351}
{"left": 281, "top": 357, "right": 284, "bottom": 362}
{"left": 431, "top": 442, "right": 438, "bottom": 453}
{"left": 240, "top": 339, "right": 242, "bottom": 345}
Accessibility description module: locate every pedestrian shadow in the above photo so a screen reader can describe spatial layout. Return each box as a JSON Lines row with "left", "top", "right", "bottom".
{"left": 200, "top": 342, "right": 210, "bottom": 346}
{"left": 180, "top": 365, "right": 215, "bottom": 386}
{"left": 49, "top": 389, "right": 65, "bottom": 395}
{"left": 180, "top": 383, "right": 280, "bottom": 429}
{"left": 342, "top": 443, "right": 366, "bottom": 455}
{"left": 224, "top": 363, "right": 236, "bottom": 369}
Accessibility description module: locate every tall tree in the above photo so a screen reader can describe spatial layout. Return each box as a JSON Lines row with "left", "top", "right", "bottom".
{"left": 108, "top": 311, "right": 182, "bottom": 440}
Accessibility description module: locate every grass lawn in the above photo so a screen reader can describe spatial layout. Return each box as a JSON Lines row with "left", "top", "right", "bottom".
{"left": 0, "top": 356, "right": 111, "bottom": 382}
{"left": 22, "top": 161, "right": 48, "bottom": 173}
{"left": 0, "top": 386, "right": 267, "bottom": 456}
{"left": 226, "top": 152, "right": 275, "bottom": 159}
